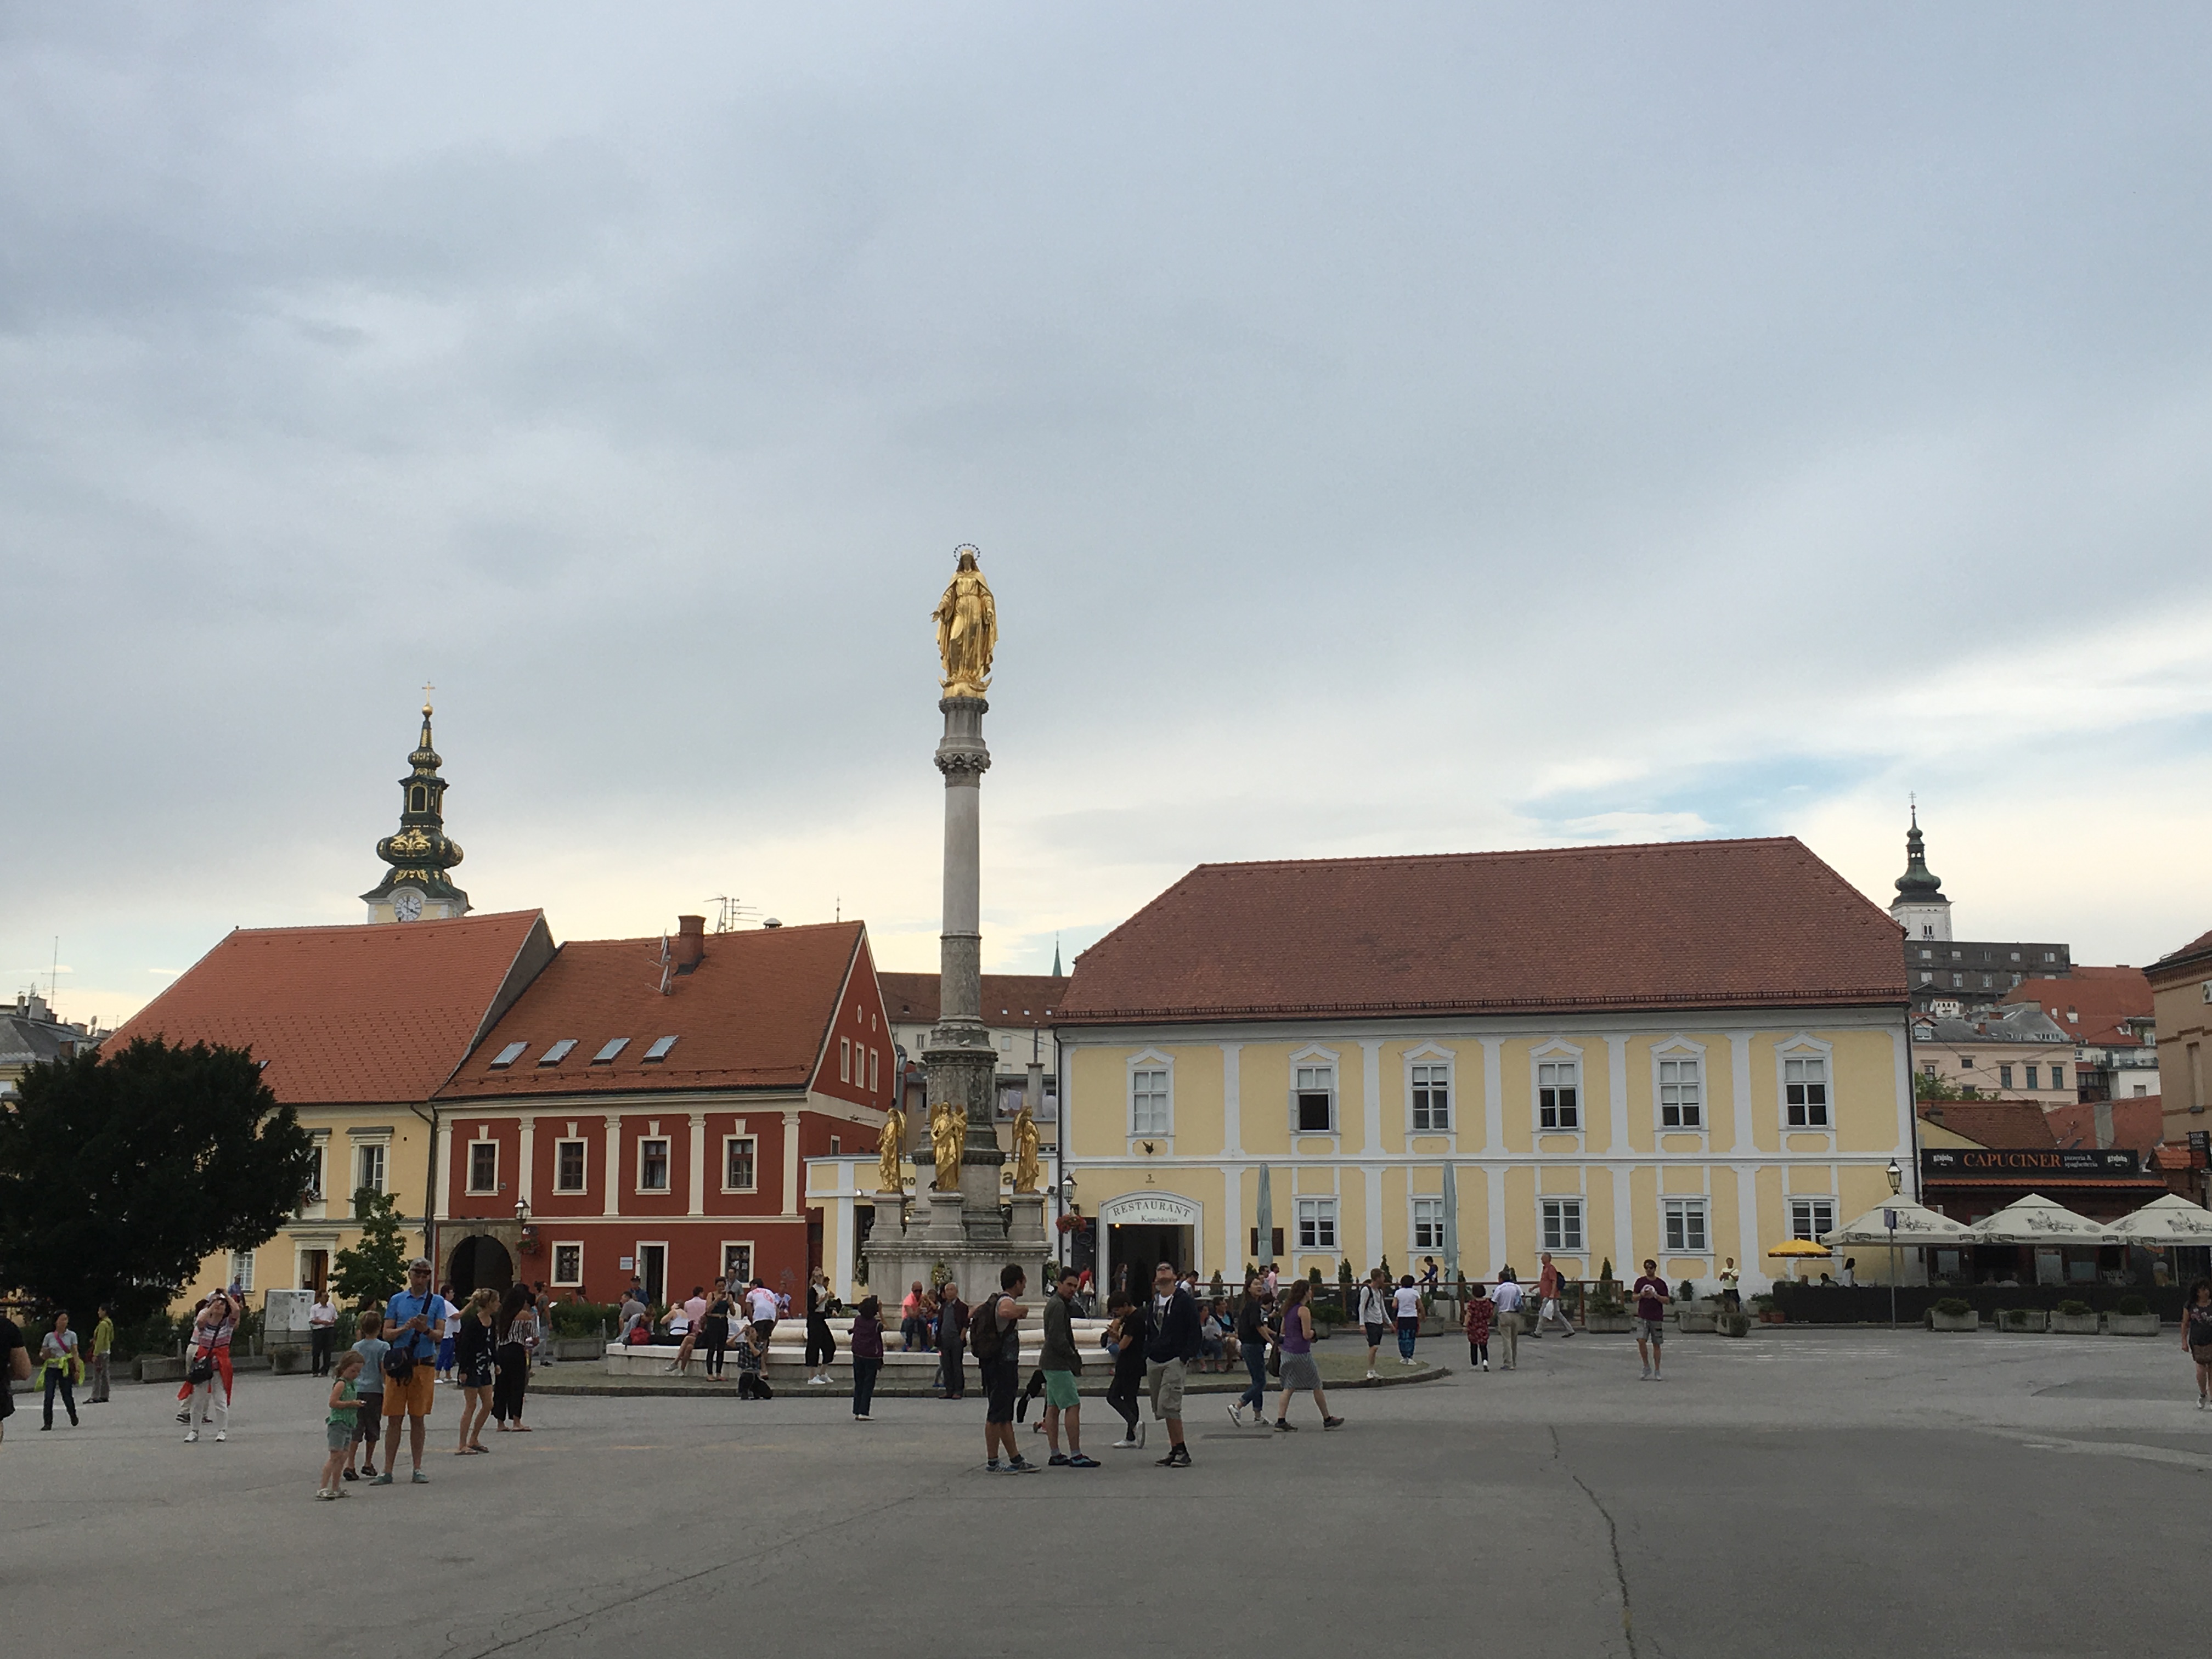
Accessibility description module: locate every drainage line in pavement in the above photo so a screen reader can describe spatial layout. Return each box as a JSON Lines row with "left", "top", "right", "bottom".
{"left": 1553, "top": 1426, "right": 1638, "bottom": 1659}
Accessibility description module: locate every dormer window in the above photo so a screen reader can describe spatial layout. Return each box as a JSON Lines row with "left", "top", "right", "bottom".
{"left": 538, "top": 1039, "right": 578, "bottom": 1066}
{"left": 591, "top": 1039, "right": 629, "bottom": 1065}
{"left": 643, "top": 1035, "right": 678, "bottom": 1062}
{"left": 488, "top": 1041, "right": 527, "bottom": 1069}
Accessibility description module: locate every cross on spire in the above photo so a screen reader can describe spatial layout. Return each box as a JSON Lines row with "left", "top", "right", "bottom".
{"left": 421, "top": 680, "right": 436, "bottom": 714}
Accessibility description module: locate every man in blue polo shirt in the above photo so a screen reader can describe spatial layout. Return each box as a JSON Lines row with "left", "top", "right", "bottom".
{"left": 371, "top": 1257, "right": 451, "bottom": 1486}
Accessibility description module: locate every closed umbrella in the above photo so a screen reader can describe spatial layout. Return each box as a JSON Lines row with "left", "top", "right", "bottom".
{"left": 1254, "top": 1166, "right": 1274, "bottom": 1269}
{"left": 1441, "top": 1164, "right": 1460, "bottom": 1283}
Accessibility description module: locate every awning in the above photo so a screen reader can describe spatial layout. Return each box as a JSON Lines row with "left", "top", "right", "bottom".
{"left": 2102, "top": 1194, "right": 2212, "bottom": 1246}
{"left": 1967, "top": 1193, "right": 2111, "bottom": 1245}
{"left": 1822, "top": 1200, "right": 1977, "bottom": 1248}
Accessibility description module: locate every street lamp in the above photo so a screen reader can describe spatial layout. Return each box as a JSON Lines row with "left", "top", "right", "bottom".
{"left": 515, "top": 1196, "right": 531, "bottom": 1223}
{"left": 1885, "top": 1159, "right": 1903, "bottom": 1329}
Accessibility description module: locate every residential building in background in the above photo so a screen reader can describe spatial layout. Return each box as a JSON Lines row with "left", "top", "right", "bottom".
{"left": 1056, "top": 837, "right": 1916, "bottom": 1296}
{"left": 0, "top": 990, "right": 109, "bottom": 1101}
{"left": 878, "top": 968, "right": 1065, "bottom": 1138}
{"left": 1910, "top": 1004, "right": 2077, "bottom": 1105}
{"left": 2150, "top": 924, "right": 2212, "bottom": 1143}
{"left": 1887, "top": 810, "right": 2070, "bottom": 1014}
{"left": 2006, "top": 966, "right": 2158, "bottom": 1102}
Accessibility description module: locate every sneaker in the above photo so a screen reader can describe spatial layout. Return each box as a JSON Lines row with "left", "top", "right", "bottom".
{"left": 184, "top": 1430, "right": 199, "bottom": 1443}
{"left": 1004, "top": 1457, "right": 1041, "bottom": 1474}
{"left": 985, "top": 1460, "right": 1001, "bottom": 1472}
{"left": 1067, "top": 1453, "right": 1101, "bottom": 1468}
{"left": 1322, "top": 1415, "right": 1345, "bottom": 1429}
{"left": 853, "top": 1413, "right": 871, "bottom": 1421}
{"left": 1563, "top": 1330, "right": 1575, "bottom": 1339}
{"left": 1110, "top": 1436, "right": 1137, "bottom": 1449}
{"left": 1226, "top": 1403, "right": 1243, "bottom": 1427}
{"left": 808, "top": 1375, "right": 828, "bottom": 1386}
{"left": 1640, "top": 1367, "right": 1651, "bottom": 1380}
{"left": 1650, "top": 1374, "right": 1663, "bottom": 1382}
{"left": 1482, "top": 1361, "right": 1490, "bottom": 1372}
{"left": 1156, "top": 1446, "right": 1192, "bottom": 1467}
{"left": 368, "top": 1472, "right": 393, "bottom": 1486}
{"left": 411, "top": 1470, "right": 430, "bottom": 1484}
{"left": 315, "top": 1489, "right": 336, "bottom": 1500}
{"left": 1273, "top": 1419, "right": 1297, "bottom": 1432}
{"left": 177, "top": 1408, "right": 191, "bottom": 1424}
{"left": 1364, "top": 1368, "right": 1379, "bottom": 1380}
{"left": 214, "top": 1431, "right": 226, "bottom": 1442}
{"left": 1047, "top": 1452, "right": 1070, "bottom": 1466}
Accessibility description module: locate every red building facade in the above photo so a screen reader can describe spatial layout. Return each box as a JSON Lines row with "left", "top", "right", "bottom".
{"left": 433, "top": 916, "right": 891, "bottom": 1306}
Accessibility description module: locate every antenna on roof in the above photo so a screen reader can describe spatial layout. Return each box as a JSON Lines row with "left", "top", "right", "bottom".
{"left": 709, "top": 895, "right": 755, "bottom": 934}
{"left": 655, "top": 933, "right": 673, "bottom": 996}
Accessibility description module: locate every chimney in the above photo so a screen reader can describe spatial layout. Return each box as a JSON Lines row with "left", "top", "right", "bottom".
{"left": 673, "top": 914, "right": 706, "bottom": 972}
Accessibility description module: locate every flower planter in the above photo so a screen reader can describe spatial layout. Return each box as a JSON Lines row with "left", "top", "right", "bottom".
{"left": 2050, "top": 1312, "right": 2100, "bottom": 1335}
{"left": 269, "top": 1345, "right": 311, "bottom": 1374}
{"left": 137, "top": 1355, "right": 184, "bottom": 1384}
{"left": 1582, "top": 1313, "right": 1634, "bottom": 1333}
{"left": 1757, "top": 1310, "right": 1787, "bottom": 1325}
{"left": 1675, "top": 1308, "right": 1718, "bottom": 1333}
{"left": 1927, "top": 1308, "right": 1979, "bottom": 1332}
{"left": 2106, "top": 1313, "right": 2162, "bottom": 1337}
{"left": 1997, "top": 1310, "right": 2048, "bottom": 1334}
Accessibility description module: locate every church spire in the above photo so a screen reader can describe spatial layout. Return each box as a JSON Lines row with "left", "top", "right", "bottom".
{"left": 1052, "top": 934, "right": 1063, "bottom": 978}
{"left": 1894, "top": 800, "right": 1944, "bottom": 900}
{"left": 362, "top": 691, "right": 470, "bottom": 923}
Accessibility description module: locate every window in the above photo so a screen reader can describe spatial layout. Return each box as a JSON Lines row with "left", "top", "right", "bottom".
{"left": 1412, "top": 1197, "right": 1446, "bottom": 1251}
{"left": 591, "top": 1038, "right": 628, "bottom": 1065}
{"left": 304, "top": 1143, "right": 325, "bottom": 1201}
{"left": 830, "top": 1135, "right": 841, "bottom": 1154}
{"left": 489, "top": 1041, "right": 527, "bottom": 1069}
{"left": 355, "top": 1143, "right": 386, "bottom": 1195}
{"left": 2047, "top": 952, "right": 2060, "bottom": 964}
{"left": 722, "top": 1244, "right": 754, "bottom": 1284}
{"left": 639, "top": 1137, "right": 671, "bottom": 1192}
{"left": 1658, "top": 1057, "right": 1701, "bottom": 1128}
{"left": 1922, "top": 1061, "right": 1937, "bottom": 1077}
{"left": 1295, "top": 1197, "right": 1338, "bottom": 1251}
{"left": 1960, "top": 1055, "right": 1976, "bottom": 1071}
{"left": 467, "top": 1141, "right": 498, "bottom": 1193}
{"left": 1784, "top": 1056, "right": 1829, "bottom": 1127}
{"left": 2010, "top": 951, "right": 2021, "bottom": 962}
{"left": 555, "top": 1139, "right": 587, "bottom": 1193}
{"left": 724, "top": 1136, "right": 757, "bottom": 1192}
{"left": 538, "top": 1039, "right": 577, "bottom": 1066}
{"left": 1920, "top": 948, "right": 1933, "bottom": 960}
{"left": 1662, "top": 1197, "right": 1708, "bottom": 1254}
{"left": 1788, "top": 1197, "right": 1837, "bottom": 1241}
{"left": 643, "top": 1035, "right": 678, "bottom": 1062}
{"left": 551, "top": 1243, "right": 583, "bottom": 1286}
{"left": 1999, "top": 1065, "right": 2014, "bottom": 1090}
{"left": 1540, "top": 1197, "right": 1584, "bottom": 1253}
{"left": 1951, "top": 973, "right": 1963, "bottom": 989}
{"left": 228, "top": 1250, "right": 255, "bottom": 1291}
{"left": 840, "top": 1037, "right": 851, "bottom": 1082}
{"left": 2024, "top": 1065, "right": 2038, "bottom": 1090}
{"left": 1920, "top": 972, "right": 1934, "bottom": 985}
{"left": 1131, "top": 1068, "right": 1171, "bottom": 1135}
{"left": 1411, "top": 1063, "right": 1451, "bottom": 1131}
{"left": 869, "top": 1048, "right": 879, "bottom": 1093}
{"left": 1295, "top": 1064, "right": 1335, "bottom": 1134}
{"left": 1538, "top": 1060, "right": 1579, "bottom": 1131}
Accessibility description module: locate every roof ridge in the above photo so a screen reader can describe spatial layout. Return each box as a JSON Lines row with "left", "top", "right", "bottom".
{"left": 217, "top": 909, "right": 545, "bottom": 939}
{"left": 1187, "top": 836, "right": 1806, "bottom": 876}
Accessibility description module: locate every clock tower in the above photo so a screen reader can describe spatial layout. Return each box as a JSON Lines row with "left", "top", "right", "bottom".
{"left": 363, "top": 695, "right": 471, "bottom": 924}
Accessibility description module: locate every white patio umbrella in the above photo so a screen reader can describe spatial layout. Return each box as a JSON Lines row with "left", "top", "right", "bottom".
{"left": 1967, "top": 1193, "right": 2111, "bottom": 1245}
{"left": 1821, "top": 1200, "right": 1977, "bottom": 1248}
{"left": 1254, "top": 1166, "right": 1274, "bottom": 1267}
{"left": 1441, "top": 1164, "right": 1460, "bottom": 1282}
{"left": 2102, "top": 1194, "right": 2212, "bottom": 1246}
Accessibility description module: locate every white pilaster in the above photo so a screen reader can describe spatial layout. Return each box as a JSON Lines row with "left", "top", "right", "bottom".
{"left": 782, "top": 1110, "right": 802, "bottom": 1217}
{"left": 687, "top": 1112, "right": 707, "bottom": 1216}
{"left": 1221, "top": 1042, "right": 1243, "bottom": 1156}
{"left": 1889, "top": 1025, "right": 1917, "bottom": 1198}
{"left": 1612, "top": 1164, "right": 1633, "bottom": 1276}
{"left": 602, "top": 1115, "right": 622, "bottom": 1218}
{"left": 1729, "top": 1031, "right": 1755, "bottom": 1156}
{"left": 1223, "top": 1165, "right": 1243, "bottom": 1277}
{"left": 1606, "top": 1034, "right": 1630, "bottom": 1154}
{"left": 432, "top": 1119, "right": 451, "bottom": 1232}
{"left": 1486, "top": 1163, "right": 1507, "bottom": 1278}
{"left": 1361, "top": 1040, "right": 1383, "bottom": 1154}
{"left": 1364, "top": 1163, "right": 1384, "bottom": 1272}
{"left": 1735, "top": 1164, "right": 1767, "bottom": 1292}
{"left": 1481, "top": 1037, "right": 1503, "bottom": 1154}
{"left": 517, "top": 1115, "right": 535, "bottom": 1208}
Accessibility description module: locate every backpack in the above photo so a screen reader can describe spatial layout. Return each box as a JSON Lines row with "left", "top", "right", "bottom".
{"left": 970, "top": 1295, "right": 1007, "bottom": 1363}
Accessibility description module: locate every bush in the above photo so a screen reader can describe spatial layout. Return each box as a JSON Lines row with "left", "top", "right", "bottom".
{"left": 1934, "top": 1297, "right": 1972, "bottom": 1317}
{"left": 547, "top": 1299, "right": 618, "bottom": 1338}
{"left": 2057, "top": 1300, "right": 2091, "bottom": 1317}
{"left": 2117, "top": 1295, "right": 2149, "bottom": 1317}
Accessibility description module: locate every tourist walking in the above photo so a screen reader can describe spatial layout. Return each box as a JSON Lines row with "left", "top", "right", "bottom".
{"left": 434, "top": 1281, "right": 460, "bottom": 1381}
{"left": 453, "top": 1288, "right": 496, "bottom": 1454}
{"left": 345, "top": 1311, "right": 387, "bottom": 1480}
{"left": 849, "top": 1295, "right": 884, "bottom": 1419}
{"left": 493, "top": 1286, "right": 537, "bottom": 1432}
{"left": 1491, "top": 1271, "right": 1523, "bottom": 1370}
{"left": 1271, "top": 1279, "right": 1342, "bottom": 1431}
{"left": 805, "top": 1270, "right": 837, "bottom": 1386}
{"left": 88, "top": 1306, "right": 114, "bottom": 1404}
{"left": 39, "top": 1312, "right": 81, "bottom": 1429}
{"left": 936, "top": 1280, "right": 968, "bottom": 1399}
{"left": 1228, "top": 1274, "right": 1276, "bottom": 1426}
{"left": 1359, "top": 1269, "right": 1393, "bottom": 1380}
{"left": 2186, "top": 1279, "right": 2212, "bottom": 1407}
{"left": 1143, "top": 1260, "right": 1201, "bottom": 1467}
{"left": 183, "top": 1290, "right": 240, "bottom": 1442}
{"left": 316, "top": 1350, "right": 365, "bottom": 1499}
{"left": 975, "top": 1263, "right": 1036, "bottom": 1472}
{"left": 701, "top": 1284, "right": 735, "bottom": 1380}
{"left": 1039, "top": 1268, "right": 1097, "bottom": 1468}
{"left": 1631, "top": 1259, "right": 1672, "bottom": 1381}
{"left": 744, "top": 1279, "right": 778, "bottom": 1347}
{"left": 0, "top": 1307, "right": 25, "bottom": 1447}
{"left": 1464, "top": 1282, "right": 1494, "bottom": 1370}
{"left": 1103, "top": 1297, "right": 1146, "bottom": 1447}
{"left": 1535, "top": 1253, "right": 1575, "bottom": 1338}
{"left": 309, "top": 1290, "right": 337, "bottom": 1376}
{"left": 1393, "top": 1274, "right": 1423, "bottom": 1365}
{"left": 373, "top": 1257, "right": 450, "bottom": 1484}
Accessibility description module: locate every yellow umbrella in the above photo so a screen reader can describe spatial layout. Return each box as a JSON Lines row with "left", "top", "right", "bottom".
{"left": 1768, "top": 1240, "right": 1833, "bottom": 1257}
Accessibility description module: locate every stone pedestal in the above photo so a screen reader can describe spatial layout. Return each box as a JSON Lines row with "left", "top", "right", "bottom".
{"left": 1007, "top": 1192, "right": 1048, "bottom": 1250}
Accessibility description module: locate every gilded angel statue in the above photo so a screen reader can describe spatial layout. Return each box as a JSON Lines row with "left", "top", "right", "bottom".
{"left": 930, "top": 1101, "right": 966, "bottom": 1190}
{"left": 1010, "top": 1105, "right": 1042, "bottom": 1193}
{"left": 876, "top": 1104, "right": 906, "bottom": 1195}
{"left": 932, "top": 545, "right": 997, "bottom": 697}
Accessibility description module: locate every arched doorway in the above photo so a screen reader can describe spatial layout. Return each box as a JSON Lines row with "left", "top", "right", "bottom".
{"left": 447, "top": 1235, "right": 515, "bottom": 1300}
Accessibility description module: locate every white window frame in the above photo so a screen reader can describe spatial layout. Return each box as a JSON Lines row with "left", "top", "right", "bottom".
{"left": 466, "top": 1137, "right": 499, "bottom": 1195}
{"left": 636, "top": 1135, "right": 673, "bottom": 1194}
{"left": 840, "top": 1037, "right": 851, "bottom": 1083}
{"left": 1776, "top": 1035, "right": 1835, "bottom": 1133}
{"left": 1788, "top": 1196, "right": 1837, "bottom": 1242}
{"left": 1290, "top": 1044, "right": 1340, "bottom": 1137}
{"left": 722, "top": 1135, "right": 759, "bottom": 1193}
{"left": 227, "top": 1250, "right": 256, "bottom": 1292}
{"left": 1411, "top": 1195, "right": 1447, "bottom": 1252}
{"left": 1539, "top": 1197, "right": 1585, "bottom": 1254}
{"left": 553, "top": 1138, "right": 588, "bottom": 1194}
{"left": 354, "top": 1141, "right": 387, "bottom": 1197}
{"left": 721, "top": 1242, "right": 755, "bottom": 1285}
{"left": 550, "top": 1242, "right": 584, "bottom": 1287}
{"left": 1128, "top": 1048, "right": 1174, "bottom": 1138}
{"left": 1531, "top": 1039, "right": 1584, "bottom": 1136}
{"left": 1405, "top": 1043, "right": 1454, "bottom": 1135}
{"left": 868, "top": 1047, "right": 879, "bottom": 1094}
{"left": 1651, "top": 1037, "right": 1706, "bottom": 1133}
{"left": 1662, "top": 1197, "right": 1709, "bottom": 1255}
{"left": 1295, "top": 1195, "right": 1338, "bottom": 1251}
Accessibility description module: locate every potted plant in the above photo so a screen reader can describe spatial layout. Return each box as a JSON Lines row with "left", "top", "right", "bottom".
{"left": 1583, "top": 1286, "right": 1634, "bottom": 1334}
{"left": 1928, "top": 1297, "right": 1978, "bottom": 1332}
{"left": 2106, "top": 1294, "right": 2161, "bottom": 1336}
{"left": 2051, "top": 1299, "right": 2099, "bottom": 1335}
{"left": 1997, "top": 1306, "right": 2047, "bottom": 1334}
{"left": 1676, "top": 1285, "right": 1718, "bottom": 1334}
{"left": 1753, "top": 1293, "right": 1786, "bottom": 1325}
{"left": 1716, "top": 1308, "right": 1751, "bottom": 1338}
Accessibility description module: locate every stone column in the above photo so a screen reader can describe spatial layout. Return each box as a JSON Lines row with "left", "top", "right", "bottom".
{"left": 924, "top": 695, "right": 1006, "bottom": 1237}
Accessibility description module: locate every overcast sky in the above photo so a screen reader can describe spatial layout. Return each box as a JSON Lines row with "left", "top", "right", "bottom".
{"left": 6, "top": 5, "right": 2211, "bottom": 1027}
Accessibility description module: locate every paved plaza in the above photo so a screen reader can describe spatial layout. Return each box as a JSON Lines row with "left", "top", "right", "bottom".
{"left": 9, "top": 1327, "right": 2209, "bottom": 1657}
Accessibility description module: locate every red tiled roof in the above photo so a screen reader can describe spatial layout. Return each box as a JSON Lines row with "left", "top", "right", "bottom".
{"left": 106, "top": 911, "right": 554, "bottom": 1105}
{"left": 438, "top": 921, "right": 868, "bottom": 1100}
{"left": 1056, "top": 837, "right": 1905, "bottom": 1023}
{"left": 2046, "top": 1097, "right": 2165, "bottom": 1153}
{"left": 1917, "top": 1101, "right": 2057, "bottom": 1148}
{"left": 878, "top": 972, "right": 1068, "bottom": 1029}
{"left": 2152, "top": 926, "right": 2212, "bottom": 980}
{"left": 2001, "top": 966, "right": 2153, "bottom": 1047}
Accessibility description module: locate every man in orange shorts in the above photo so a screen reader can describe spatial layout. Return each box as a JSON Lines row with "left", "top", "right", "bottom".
{"left": 370, "top": 1257, "right": 450, "bottom": 1485}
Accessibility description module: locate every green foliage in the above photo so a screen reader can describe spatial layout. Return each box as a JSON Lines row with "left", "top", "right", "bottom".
{"left": 1934, "top": 1297, "right": 1972, "bottom": 1317}
{"left": 1308, "top": 1265, "right": 1324, "bottom": 1287}
{"left": 331, "top": 1189, "right": 411, "bottom": 1306}
{"left": 1598, "top": 1259, "right": 1615, "bottom": 1286}
{"left": 2056, "top": 1300, "right": 2091, "bottom": 1317}
{"left": 112, "top": 1310, "right": 191, "bottom": 1360}
{"left": 1337, "top": 1259, "right": 1353, "bottom": 1283}
{"left": 547, "top": 1299, "right": 617, "bottom": 1338}
{"left": 1378, "top": 1254, "right": 1393, "bottom": 1283}
{"left": 1914, "top": 1071, "right": 1978, "bottom": 1102}
{"left": 2117, "top": 1294, "right": 2149, "bottom": 1316}
{"left": 0, "top": 1037, "right": 316, "bottom": 1328}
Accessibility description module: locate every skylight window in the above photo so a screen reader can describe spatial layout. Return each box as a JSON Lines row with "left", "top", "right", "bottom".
{"left": 643, "top": 1035, "right": 679, "bottom": 1062}
{"left": 538, "top": 1039, "right": 578, "bottom": 1066}
{"left": 591, "top": 1038, "right": 629, "bottom": 1065}
{"left": 489, "top": 1041, "right": 528, "bottom": 1069}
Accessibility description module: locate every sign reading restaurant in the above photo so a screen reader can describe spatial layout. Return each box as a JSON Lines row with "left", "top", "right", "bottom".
{"left": 1921, "top": 1148, "right": 2141, "bottom": 1180}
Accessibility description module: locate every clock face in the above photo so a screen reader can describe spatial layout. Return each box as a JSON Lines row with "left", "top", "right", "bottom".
{"left": 392, "top": 889, "right": 425, "bottom": 922}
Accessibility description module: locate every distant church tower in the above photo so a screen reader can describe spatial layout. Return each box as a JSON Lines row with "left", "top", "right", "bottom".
{"left": 1888, "top": 804, "right": 1950, "bottom": 943}
{"left": 362, "top": 696, "right": 470, "bottom": 923}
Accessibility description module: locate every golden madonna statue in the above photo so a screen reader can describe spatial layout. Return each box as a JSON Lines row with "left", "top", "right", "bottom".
{"left": 876, "top": 1105, "right": 906, "bottom": 1195}
{"left": 932, "top": 545, "right": 997, "bottom": 698}
{"left": 1010, "top": 1105, "right": 1042, "bottom": 1193}
{"left": 929, "top": 1101, "right": 966, "bottom": 1190}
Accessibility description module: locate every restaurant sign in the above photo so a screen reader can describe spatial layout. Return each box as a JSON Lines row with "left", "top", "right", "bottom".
{"left": 1921, "top": 1148, "right": 2141, "bottom": 1180}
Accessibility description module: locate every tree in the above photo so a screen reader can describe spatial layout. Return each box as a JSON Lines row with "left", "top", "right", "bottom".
{"left": 1915, "top": 1069, "right": 1977, "bottom": 1102}
{"left": 0, "top": 1037, "right": 315, "bottom": 1328}
{"left": 331, "top": 1189, "right": 410, "bottom": 1306}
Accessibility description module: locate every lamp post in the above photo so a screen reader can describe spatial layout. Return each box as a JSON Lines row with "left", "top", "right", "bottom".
{"left": 1885, "top": 1159, "right": 1903, "bottom": 1329}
